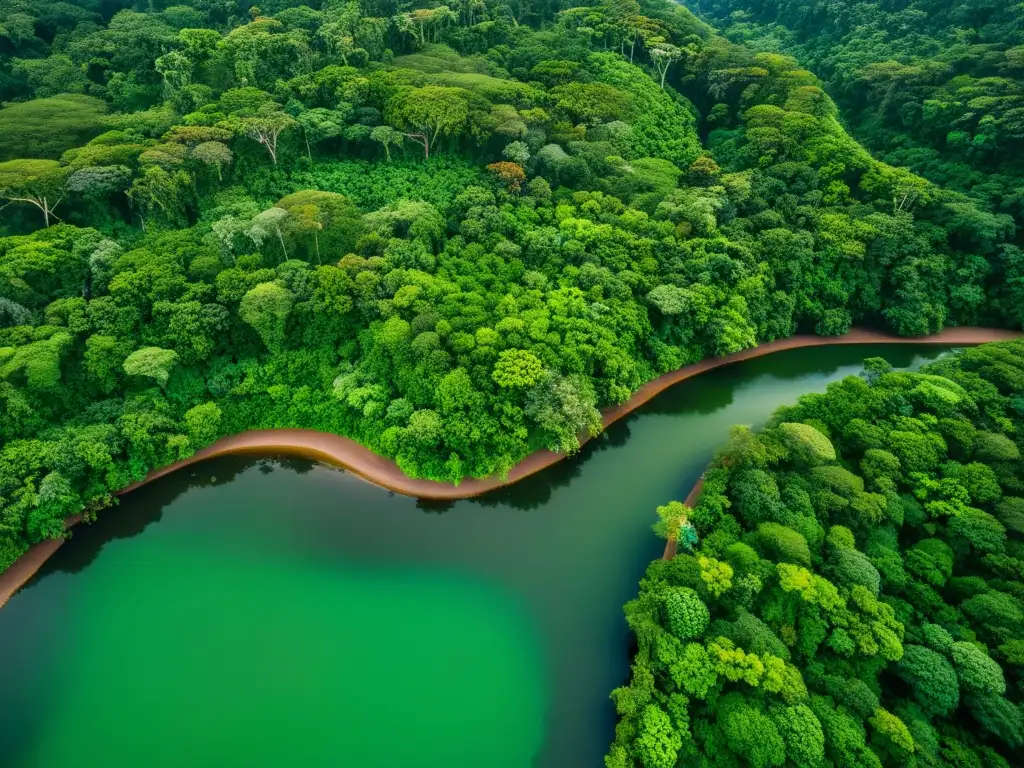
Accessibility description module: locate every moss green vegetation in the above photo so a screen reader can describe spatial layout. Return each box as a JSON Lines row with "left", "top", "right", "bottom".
{"left": 0, "top": 0, "right": 1022, "bottom": 571}
{"left": 698, "top": 0, "right": 1024, "bottom": 241}
{"left": 608, "top": 340, "right": 1024, "bottom": 767}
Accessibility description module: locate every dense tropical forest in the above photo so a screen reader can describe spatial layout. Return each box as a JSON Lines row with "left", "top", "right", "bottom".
{"left": 0, "top": 0, "right": 1022, "bottom": 571}
{"left": 608, "top": 340, "right": 1024, "bottom": 767}
{"left": 698, "top": 0, "right": 1024, "bottom": 238}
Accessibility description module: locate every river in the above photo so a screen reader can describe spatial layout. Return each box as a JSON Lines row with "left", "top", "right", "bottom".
{"left": 0, "top": 345, "right": 954, "bottom": 767}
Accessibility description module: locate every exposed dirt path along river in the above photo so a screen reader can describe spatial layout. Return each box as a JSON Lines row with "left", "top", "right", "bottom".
{"left": 0, "top": 339, "right": 1014, "bottom": 768}
{"left": 0, "top": 326, "right": 1018, "bottom": 608}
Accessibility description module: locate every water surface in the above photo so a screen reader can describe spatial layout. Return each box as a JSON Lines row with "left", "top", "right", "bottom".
{"left": 0, "top": 345, "right": 953, "bottom": 767}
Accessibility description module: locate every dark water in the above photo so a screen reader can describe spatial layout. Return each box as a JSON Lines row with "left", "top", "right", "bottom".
{"left": 0, "top": 346, "right": 952, "bottom": 767}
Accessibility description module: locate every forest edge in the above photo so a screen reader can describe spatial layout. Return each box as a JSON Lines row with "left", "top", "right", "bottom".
{"left": 1, "top": 326, "right": 1019, "bottom": 609}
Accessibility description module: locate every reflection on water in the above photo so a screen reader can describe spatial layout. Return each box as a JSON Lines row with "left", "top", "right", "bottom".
{"left": 0, "top": 345, "right": 955, "bottom": 768}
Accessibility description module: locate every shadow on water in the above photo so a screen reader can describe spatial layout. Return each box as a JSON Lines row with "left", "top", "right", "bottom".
{"left": 34, "top": 458, "right": 266, "bottom": 579}
{"left": 0, "top": 343, "right": 959, "bottom": 768}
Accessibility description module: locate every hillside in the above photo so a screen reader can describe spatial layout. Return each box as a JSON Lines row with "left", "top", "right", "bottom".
{"left": 696, "top": 0, "right": 1024, "bottom": 242}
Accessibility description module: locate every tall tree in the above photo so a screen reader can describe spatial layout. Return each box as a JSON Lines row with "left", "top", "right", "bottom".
{"left": 0, "top": 160, "right": 69, "bottom": 227}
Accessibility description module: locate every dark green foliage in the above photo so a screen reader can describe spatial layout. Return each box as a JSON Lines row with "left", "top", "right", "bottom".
{"left": 610, "top": 341, "right": 1024, "bottom": 766}
{"left": 732, "top": 469, "right": 786, "bottom": 526}
{"left": 893, "top": 645, "right": 960, "bottom": 716}
{"left": 635, "top": 705, "right": 681, "bottom": 768}
{"left": 997, "top": 497, "right": 1024, "bottom": 535}
{"left": 751, "top": 522, "right": 811, "bottom": 567}
{"left": 700, "top": 0, "right": 1024, "bottom": 310}
{"left": 4, "top": 0, "right": 1018, "bottom": 579}
{"left": 715, "top": 693, "right": 786, "bottom": 768}
{"left": 965, "top": 693, "right": 1024, "bottom": 749}
{"left": 952, "top": 641, "right": 1008, "bottom": 696}
{"left": 827, "top": 546, "right": 881, "bottom": 596}
{"left": 0, "top": 7, "right": 1021, "bottom": 764}
{"left": 907, "top": 538, "right": 954, "bottom": 587}
{"left": 727, "top": 610, "right": 789, "bottom": 660}
{"left": 769, "top": 703, "right": 824, "bottom": 768}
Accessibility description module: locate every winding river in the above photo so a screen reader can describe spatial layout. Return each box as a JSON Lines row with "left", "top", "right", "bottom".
{"left": 0, "top": 344, "right": 984, "bottom": 766}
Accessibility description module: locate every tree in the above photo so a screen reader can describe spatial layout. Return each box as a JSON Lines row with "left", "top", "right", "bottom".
{"left": 492, "top": 349, "right": 543, "bottom": 388}
{"left": 295, "top": 108, "right": 349, "bottom": 160}
{"left": 384, "top": 86, "right": 470, "bottom": 159}
{"left": 776, "top": 422, "right": 836, "bottom": 464}
{"left": 965, "top": 693, "right": 1024, "bottom": 749}
{"left": 669, "top": 642, "right": 717, "bottom": 699}
{"left": 318, "top": 2, "right": 361, "bottom": 64}
{"left": 717, "top": 694, "right": 786, "bottom": 768}
{"left": 906, "top": 538, "right": 953, "bottom": 586}
{"left": 236, "top": 105, "right": 297, "bottom": 165}
{"left": 962, "top": 591, "right": 1024, "bottom": 644}
{"left": 393, "top": 7, "right": 457, "bottom": 48}
{"left": 30, "top": 471, "right": 78, "bottom": 540}
{"left": 184, "top": 402, "right": 222, "bottom": 447}
{"left": 755, "top": 523, "right": 812, "bottom": 568}
{"left": 502, "top": 141, "right": 531, "bottom": 164}
{"left": 0, "top": 297, "right": 31, "bottom": 328}
{"left": 2, "top": 332, "right": 72, "bottom": 390}
{"left": 486, "top": 162, "right": 526, "bottom": 193}
{"left": 370, "top": 126, "right": 404, "bottom": 161}
{"left": 127, "top": 166, "right": 193, "bottom": 227}
{"left": 239, "top": 282, "right": 293, "bottom": 351}
{"left": 122, "top": 347, "right": 179, "bottom": 389}
{"left": 0, "top": 160, "right": 69, "bottom": 227}
{"left": 894, "top": 645, "right": 960, "bottom": 715}
{"left": 550, "top": 82, "right": 634, "bottom": 124}
{"left": 731, "top": 469, "right": 785, "bottom": 526}
{"left": 827, "top": 546, "right": 881, "bottom": 595}
{"left": 84, "top": 334, "right": 129, "bottom": 393}
{"left": 191, "top": 142, "right": 233, "bottom": 180}
{"left": 277, "top": 191, "right": 362, "bottom": 262}
{"left": 974, "top": 432, "right": 1020, "bottom": 462}
{"left": 247, "top": 208, "right": 291, "bottom": 261}
{"left": 154, "top": 50, "right": 192, "bottom": 97}
{"left": 698, "top": 555, "right": 733, "bottom": 597}
{"left": 770, "top": 704, "right": 825, "bottom": 768}
{"left": 12, "top": 55, "right": 88, "bottom": 98}
{"left": 524, "top": 371, "right": 603, "bottom": 454}
{"left": 66, "top": 165, "right": 132, "bottom": 200}
{"left": 652, "top": 500, "right": 690, "bottom": 542}
{"left": 951, "top": 642, "right": 1007, "bottom": 696}
{"left": 635, "top": 705, "right": 682, "bottom": 768}
{"left": 949, "top": 508, "right": 1006, "bottom": 555}
{"left": 649, "top": 43, "right": 682, "bottom": 89}
{"left": 663, "top": 587, "right": 709, "bottom": 641}
{"left": 869, "top": 708, "right": 915, "bottom": 761}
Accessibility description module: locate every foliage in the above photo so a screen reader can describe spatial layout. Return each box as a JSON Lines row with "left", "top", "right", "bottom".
{"left": 122, "top": 347, "right": 178, "bottom": 388}
{"left": 0, "top": 0, "right": 1020, "bottom": 613}
{"left": 701, "top": 0, "right": 1024, "bottom": 280}
{"left": 0, "top": 96, "right": 108, "bottom": 162}
{"left": 664, "top": 587, "right": 709, "bottom": 641}
{"left": 608, "top": 341, "right": 1024, "bottom": 766}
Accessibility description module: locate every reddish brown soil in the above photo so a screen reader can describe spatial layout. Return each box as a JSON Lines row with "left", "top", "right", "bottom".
{"left": 1, "top": 326, "right": 1018, "bottom": 607}
{"left": 662, "top": 476, "right": 706, "bottom": 561}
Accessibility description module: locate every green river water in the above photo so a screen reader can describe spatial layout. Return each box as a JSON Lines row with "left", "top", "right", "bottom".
{"left": 0, "top": 345, "right": 953, "bottom": 767}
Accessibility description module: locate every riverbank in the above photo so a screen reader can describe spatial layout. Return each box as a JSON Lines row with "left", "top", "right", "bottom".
{"left": 0, "top": 326, "right": 1018, "bottom": 607}
{"left": 662, "top": 476, "right": 705, "bottom": 561}
{"left": 103, "top": 327, "right": 1024, "bottom": 499}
